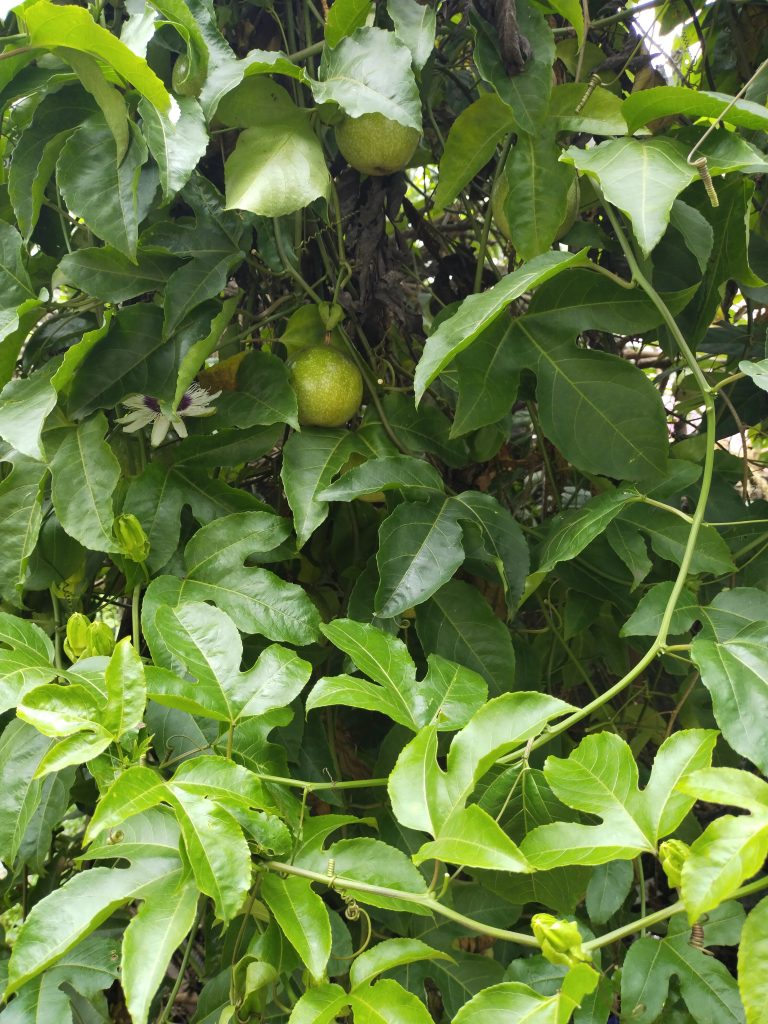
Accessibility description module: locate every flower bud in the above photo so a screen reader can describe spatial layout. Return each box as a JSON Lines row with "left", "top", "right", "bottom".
{"left": 113, "top": 514, "right": 150, "bottom": 563}
{"left": 89, "top": 620, "right": 116, "bottom": 658}
{"left": 659, "top": 839, "right": 691, "bottom": 890}
{"left": 63, "top": 612, "right": 91, "bottom": 661}
{"left": 531, "top": 913, "right": 590, "bottom": 967}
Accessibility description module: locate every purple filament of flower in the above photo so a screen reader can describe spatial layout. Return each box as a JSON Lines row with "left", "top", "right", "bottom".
{"left": 143, "top": 396, "right": 161, "bottom": 413}
{"left": 177, "top": 392, "right": 193, "bottom": 411}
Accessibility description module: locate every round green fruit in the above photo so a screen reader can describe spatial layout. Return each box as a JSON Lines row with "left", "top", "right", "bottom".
{"left": 492, "top": 175, "right": 580, "bottom": 243}
{"left": 290, "top": 346, "right": 363, "bottom": 427}
{"left": 335, "top": 112, "right": 420, "bottom": 176}
{"left": 171, "top": 54, "right": 204, "bottom": 97}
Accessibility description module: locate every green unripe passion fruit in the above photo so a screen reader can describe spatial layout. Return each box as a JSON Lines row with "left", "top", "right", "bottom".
{"left": 171, "top": 54, "right": 204, "bottom": 97}
{"left": 290, "top": 346, "right": 363, "bottom": 427}
{"left": 335, "top": 112, "right": 420, "bottom": 176}
{"left": 492, "top": 175, "right": 581, "bottom": 243}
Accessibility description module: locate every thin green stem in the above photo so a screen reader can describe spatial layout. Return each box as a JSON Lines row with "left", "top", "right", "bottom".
{"left": 585, "top": 263, "right": 637, "bottom": 290}
{"left": 0, "top": 46, "right": 32, "bottom": 60}
{"left": 264, "top": 860, "right": 768, "bottom": 954}
{"left": 503, "top": 200, "right": 719, "bottom": 764}
{"left": 603, "top": 203, "right": 712, "bottom": 397}
{"left": 263, "top": 861, "right": 541, "bottom": 946}
{"left": 553, "top": 0, "right": 670, "bottom": 35}
{"left": 641, "top": 497, "right": 694, "bottom": 524}
{"left": 583, "top": 876, "right": 768, "bottom": 953}
{"left": 131, "top": 584, "right": 141, "bottom": 652}
{"left": 50, "top": 589, "right": 64, "bottom": 671}
{"left": 286, "top": 40, "right": 324, "bottom": 61}
{"left": 474, "top": 134, "right": 514, "bottom": 293}
{"left": 273, "top": 219, "right": 324, "bottom": 303}
{"left": 712, "top": 371, "right": 745, "bottom": 392}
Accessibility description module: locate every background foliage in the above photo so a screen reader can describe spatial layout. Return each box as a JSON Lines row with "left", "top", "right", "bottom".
{"left": 1, "top": 0, "right": 768, "bottom": 1021}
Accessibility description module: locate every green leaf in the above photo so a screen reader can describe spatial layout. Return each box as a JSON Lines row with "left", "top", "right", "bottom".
{"left": 432, "top": 93, "right": 514, "bottom": 212}
{"left": 323, "top": 837, "right": 431, "bottom": 915}
{"left": 453, "top": 968, "right": 599, "bottom": 1024}
{"left": 691, "top": 625, "right": 768, "bottom": 773}
{"left": 261, "top": 874, "right": 332, "bottom": 983}
{"left": 50, "top": 413, "right": 120, "bottom": 553}
{"left": 0, "top": 610, "right": 66, "bottom": 708}
{"left": 23, "top": 1, "right": 172, "bottom": 113}
{"left": 173, "top": 295, "right": 237, "bottom": 407}
{"left": 684, "top": 178, "right": 763, "bottom": 343}
{"left": 0, "top": 720, "right": 51, "bottom": 864}
{"left": 739, "top": 896, "right": 768, "bottom": 1024}
{"left": 471, "top": 0, "right": 555, "bottom": 135}
{"left": 413, "top": 803, "right": 531, "bottom": 872}
{"left": 7, "top": 87, "right": 97, "bottom": 239}
{"left": 605, "top": 520, "right": 652, "bottom": 589}
{"left": 413, "top": 249, "right": 587, "bottom": 402}
{"left": 621, "top": 914, "right": 745, "bottom": 1024}
{"left": 317, "top": 455, "right": 443, "bottom": 501}
{"left": 699, "top": 588, "right": 768, "bottom": 642}
{"left": 0, "top": 455, "right": 48, "bottom": 606}
{"left": 312, "top": 27, "right": 422, "bottom": 130}
{"left": 211, "top": 350, "right": 299, "bottom": 431}
{"left": 349, "top": 939, "right": 452, "bottom": 989}
{"left": 521, "top": 730, "right": 717, "bottom": 868}
{"left": 169, "top": 788, "right": 251, "bottom": 921}
{"left": 450, "top": 318, "right": 521, "bottom": 436}
{"left": 138, "top": 95, "right": 208, "bottom": 201}
{"left": 58, "top": 246, "right": 181, "bottom": 303}
{"left": 287, "top": 984, "right": 349, "bottom": 1024}
{"left": 619, "top": 504, "right": 735, "bottom": 576}
{"left": 142, "top": 176, "right": 246, "bottom": 336}
{"left": 142, "top": 512, "right": 321, "bottom": 648}
{"left": 312, "top": 618, "right": 486, "bottom": 730}
{"left": 123, "top": 460, "right": 267, "bottom": 573}
{"left": 0, "top": 932, "right": 120, "bottom": 1024}
{"left": 225, "top": 117, "right": 330, "bottom": 217}
{"left": 0, "top": 364, "right": 59, "bottom": 462}
{"left": 201, "top": 48, "right": 308, "bottom": 123}
{"left": 63, "top": 49, "right": 129, "bottom": 161}
{"left": 102, "top": 638, "right": 146, "bottom": 738}
{"left": 84, "top": 766, "right": 169, "bottom": 844}
{"left": 374, "top": 394, "right": 469, "bottom": 467}
{"left": 740, "top": 358, "right": 768, "bottom": 391}
{"left": 677, "top": 768, "right": 768, "bottom": 920}
{"left": 390, "top": 692, "right": 571, "bottom": 838}
{"left": 511, "top": 319, "right": 669, "bottom": 480}
{"left": 498, "top": 127, "right": 576, "bottom": 259}
{"left": 146, "top": 601, "right": 310, "bottom": 722}
{"left": 623, "top": 85, "right": 768, "bottom": 134}
{"left": 542, "top": 0, "right": 584, "bottom": 44}
{"left": 548, "top": 83, "right": 627, "bottom": 135}
{"left": 281, "top": 428, "right": 360, "bottom": 548}
{"left": 375, "top": 497, "right": 465, "bottom": 617}
{"left": 450, "top": 491, "right": 529, "bottom": 606}
{"left": 416, "top": 579, "right": 517, "bottom": 696}
{"left": 387, "top": 0, "right": 435, "bottom": 69}
{"left": 538, "top": 489, "right": 639, "bottom": 575}
{"left": 6, "top": 856, "right": 180, "bottom": 995}
{"left": 585, "top": 860, "right": 634, "bottom": 925}
{"left": 562, "top": 137, "right": 698, "bottom": 256}
{"left": 349, "top": 978, "right": 434, "bottom": 1023}
{"left": 121, "top": 871, "right": 199, "bottom": 1024}
{"left": 621, "top": 582, "right": 700, "bottom": 637}
{"left": 57, "top": 119, "right": 149, "bottom": 259}
{"left": 325, "top": 0, "right": 373, "bottom": 48}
